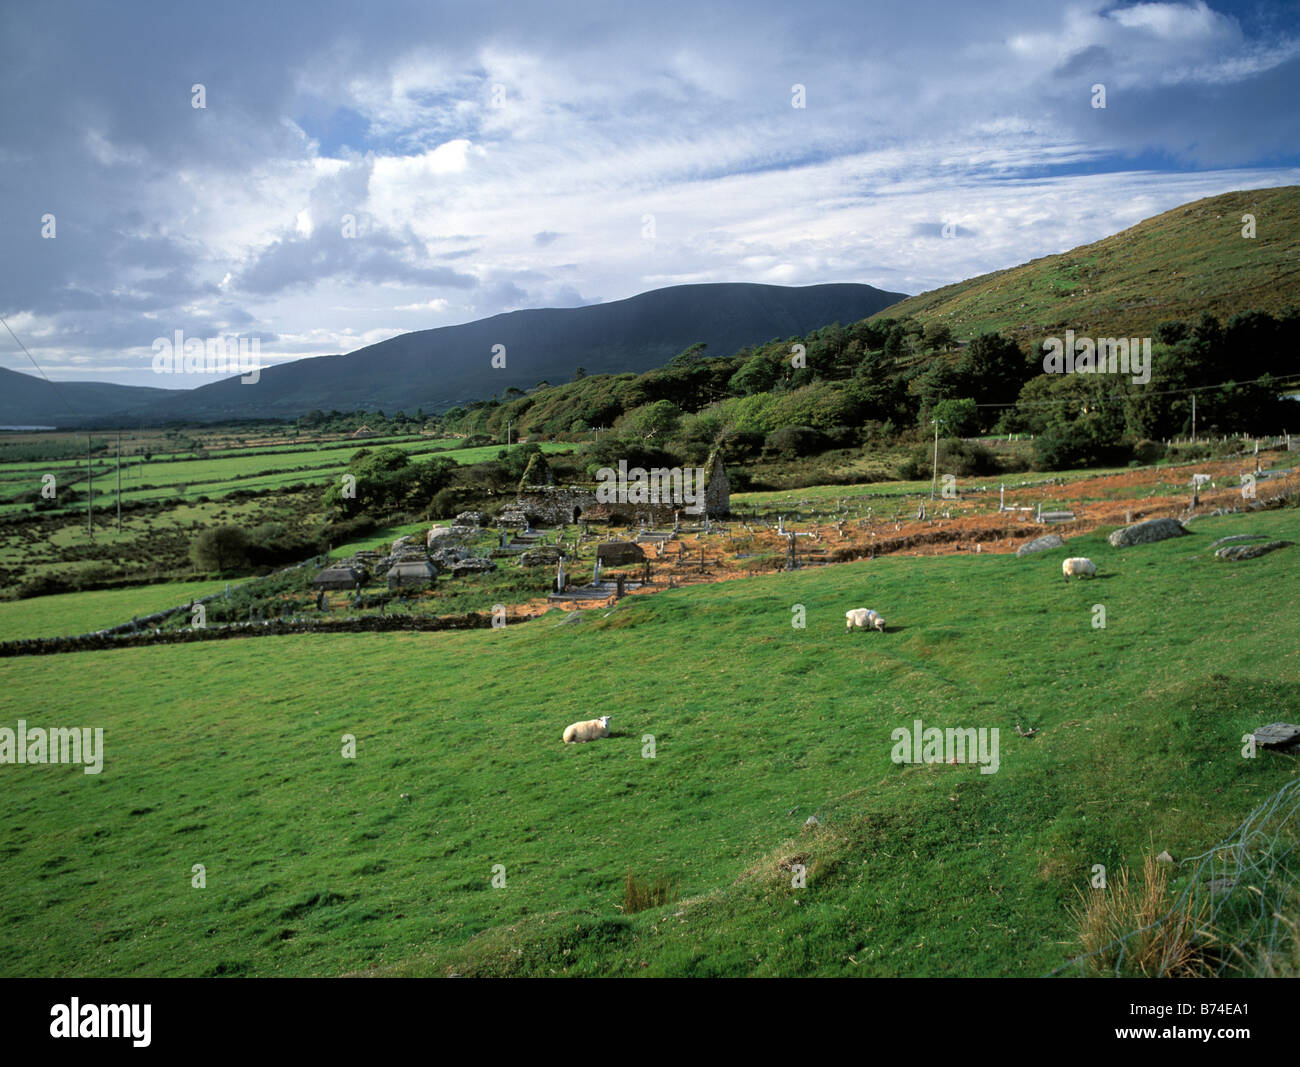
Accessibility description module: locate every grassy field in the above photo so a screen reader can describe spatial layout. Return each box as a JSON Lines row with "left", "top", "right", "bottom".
{"left": 0, "top": 580, "right": 228, "bottom": 641}
{"left": 1, "top": 506, "right": 1296, "bottom": 977}
{"left": 0, "top": 440, "right": 575, "bottom": 515}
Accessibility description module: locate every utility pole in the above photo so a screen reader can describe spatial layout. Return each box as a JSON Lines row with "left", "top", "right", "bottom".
{"left": 929, "top": 417, "right": 942, "bottom": 500}
{"left": 86, "top": 436, "right": 93, "bottom": 539}
{"left": 116, "top": 434, "right": 122, "bottom": 533}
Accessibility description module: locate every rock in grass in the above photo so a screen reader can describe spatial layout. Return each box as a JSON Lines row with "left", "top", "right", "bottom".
{"left": 1215, "top": 540, "right": 1293, "bottom": 561}
{"left": 1156, "top": 850, "right": 1176, "bottom": 865}
{"left": 1016, "top": 534, "right": 1065, "bottom": 557}
{"left": 1252, "top": 723, "right": 1300, "bottom": 750}
{"left": 1107, "top": 517, "right": 1188, "bottom": 548}
{"left": 1208, "top": 534, "right": 1267, "bottom": 549}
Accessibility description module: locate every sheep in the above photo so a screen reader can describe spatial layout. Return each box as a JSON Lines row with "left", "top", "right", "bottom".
{"left": 563, "top": 716, "right": 611, "bottom": 744}
{"left": 1061, "top": 557, "right": 1097, "bottom": 581}
{"left": 845, "top": 608, "right": 886, "bottom": 633}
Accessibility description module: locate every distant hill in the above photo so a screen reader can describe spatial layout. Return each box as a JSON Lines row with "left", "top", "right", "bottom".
{"left": 873, "top": 186, "right": 1300, "bottom": 342}
{"left": 105, "top": 282, "right": 903, "bottom": 424}
{"left": 0, "top": 367, "right": 178, "bottom": 428}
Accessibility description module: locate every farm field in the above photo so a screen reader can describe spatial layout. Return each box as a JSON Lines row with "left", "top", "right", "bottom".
{"left": 0, "top": 581, "right": 228, "bottom": 641}
{"left": 2, "top": 508, "right": 1296, "bottom": 977}
{"left": 0, "top": 439, "right": 575, "bottom": 515}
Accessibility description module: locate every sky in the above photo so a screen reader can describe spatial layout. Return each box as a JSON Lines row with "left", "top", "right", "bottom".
{"left": 2, "top": 0, "right": 1299, "bottom": 388}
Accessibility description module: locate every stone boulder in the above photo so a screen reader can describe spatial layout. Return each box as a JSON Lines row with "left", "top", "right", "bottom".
{"left": 1215, "top": 540, "right": 1293, "bottom": 561}
{"left": 1107, "top": 517, "right": 1189, "bottom": 548}
{"left": 1208, "top": 534, "right": 1266, "bottom": 549}
{"left": 428, "top": 547, "right": 467, "bottom": 569}
{"left": 1016, "top": 534, "right": 1065, "bottom": 558}
{"left": 449, "top": 558, "right": 498, "bottom": 576}
{"left": 518, "top": 546, "right": 562, "bottom": 567}
{"left": 454, "top": 511, "right": 489, "bottom": 527}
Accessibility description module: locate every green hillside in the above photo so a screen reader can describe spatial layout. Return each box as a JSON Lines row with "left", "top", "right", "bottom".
{"left": 874, "top": 186, "right": 1300, "bottom": 341}
{"left": 2, "top": 507, "right": 1297, "bottom": 977}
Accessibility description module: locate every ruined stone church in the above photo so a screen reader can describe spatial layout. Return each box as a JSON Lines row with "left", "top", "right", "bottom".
{"left": 511, "top": 449, "right": 730, "bottom": 526}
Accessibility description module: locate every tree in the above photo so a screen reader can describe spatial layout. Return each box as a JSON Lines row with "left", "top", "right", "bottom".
{"left": 667, "top": 342, "right": 708, "bottom": 369}
{"left": 956, "top": 332, "right": 1031, "bottom": 408}
{"left": 626, "top": 400, "right": 682, "bottom": 440}
{"left": 190, "top": 525, "right": 251, "bottom": 572}
{"left": 931, "top": 397, "right": 980, "bottom": 437}
{"left": 729, "top": 352, "right": 780, "bottom": 397}
{"left": 923, "top": 323, "right": 953, "bottom": 353}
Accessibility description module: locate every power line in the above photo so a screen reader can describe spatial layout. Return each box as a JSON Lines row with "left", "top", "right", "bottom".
{"left": 972, "top": 371, "right": 1300, "bottom": 409}
{"left": 0, "top": 314, "right": 81, "bottom": 418}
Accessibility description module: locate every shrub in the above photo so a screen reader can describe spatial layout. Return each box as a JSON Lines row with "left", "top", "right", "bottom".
{"left": 898, "top": 438, "right": 998, "bottom": 479}
{"left": 1068, "top": 851, "right": 1213, "bottom": 977}
{"left": 430, "top": 487, "right": 462, "bottom": 518}
{"left": 764, "top": 425, "right": 831, "bottom": 459}
{"left": 190, "top": 525, "right": 252, "bottom": 572}
{"left": 1132, "top": 438, "right": 1166, "bottom": 465}
{"left": 1032, "top": 420, "right": 1132, "bottom": 471}
{"left": 622, "top": 871, "right": 680, "bottom": 915}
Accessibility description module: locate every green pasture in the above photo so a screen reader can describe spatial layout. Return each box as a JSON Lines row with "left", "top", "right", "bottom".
{"left": 1, "top": 507, "right": 1296, "bottom": 976}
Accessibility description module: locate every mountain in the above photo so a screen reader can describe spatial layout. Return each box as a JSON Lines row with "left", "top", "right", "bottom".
{"left": 873, "top": 186, "right": 1300, "bottom": 342}
{"left": 0, "top": 366, "right": 178, "bottom": 428}
{"left": 133, "top": 282, "right": 905, "bottom": 423}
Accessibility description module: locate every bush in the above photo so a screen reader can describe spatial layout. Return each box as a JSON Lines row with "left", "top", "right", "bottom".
{"left": 623, "top": 871, "right": 680, "bottom": 915}
{"left": 898, "top": 438, "right": 998, "bottom": 479}
{"left": 190, "top": 525, "right": 252, "bottom": 572}
{"left": 430, "top": 487, "right": 462, "bottom": 518}
{"left": 1132, "top": 438, "right": 1166, "bottom": 465}
{"left": 763, "top": 425, "right": 831, "bottom": 459}
{"left": 1033, "top": 421, "right": 1132, "bottom": 471}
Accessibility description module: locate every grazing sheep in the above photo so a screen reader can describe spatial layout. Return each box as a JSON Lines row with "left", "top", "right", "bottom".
{"left": 845, "top": 608, "right": 886, "bottom": 633}
{"left": 563, "top": 716, "right": 611, "bottom": 744}
{"left": 1061, "top": 557, "right": 1097, "bottom": 581}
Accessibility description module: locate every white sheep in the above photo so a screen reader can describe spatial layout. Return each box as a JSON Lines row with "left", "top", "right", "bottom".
{"left": 1062, "top": 557, "right": 1097, "bottom": 581}
{"left": 845, "top": 608, "right": 886, "bottom": 633}
{"left": 563, "top": 716, "right": 611, "bottom": 744}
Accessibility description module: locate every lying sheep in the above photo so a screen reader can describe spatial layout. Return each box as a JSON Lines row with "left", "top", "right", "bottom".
{"left": 563, "top": 716, "right": 611, "bottom": 744}
{"left": 845, "top": 608, "right": 886, "bottom": 633}
{"left": 1061, "top": 557, "right": 1097, "bottom": 581}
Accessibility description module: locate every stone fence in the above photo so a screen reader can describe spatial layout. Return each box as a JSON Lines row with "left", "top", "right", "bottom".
{"left": 0, "top": 610, "right": 532, "bottom": 659}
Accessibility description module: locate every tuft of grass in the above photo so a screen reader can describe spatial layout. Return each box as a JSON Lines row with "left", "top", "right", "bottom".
{"left": 1068, "top": 850, "right": 1215, "bottom": 977}
{"left": 623, "top": 871, "right": 680, "bottom": 914}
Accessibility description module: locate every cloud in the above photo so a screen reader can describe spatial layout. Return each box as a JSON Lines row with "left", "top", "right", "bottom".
{"left": 0, "top": 0, "right": 1296, "bottom": 386}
